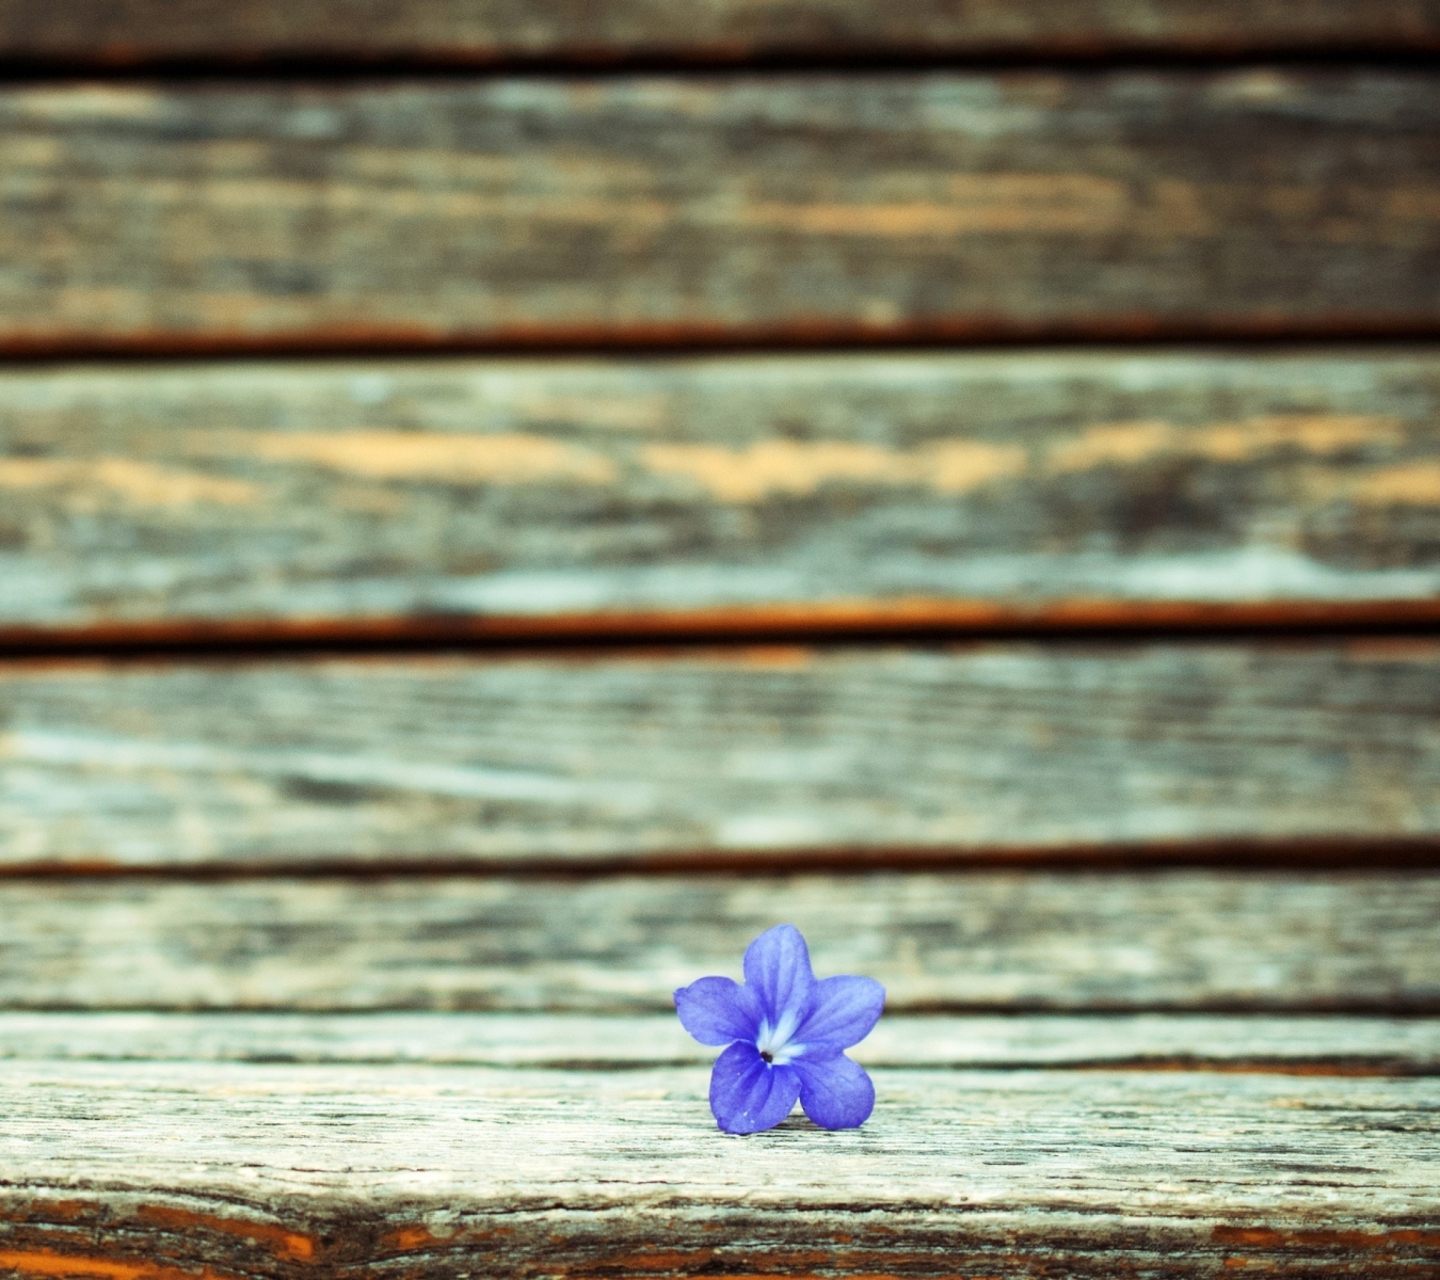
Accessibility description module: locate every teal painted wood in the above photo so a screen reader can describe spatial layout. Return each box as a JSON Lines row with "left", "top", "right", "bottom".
{"left": 3, "top": 351, "right": 1440, "bottom": 634}
{"left": 0, "top": 74, "right": 1437, "bottom": 354}
{"left": 4, "top": 870, "right": 1438, "bottom": 1010}
{"left": 3, "top": 644, "right": 1439, "bottom": 868}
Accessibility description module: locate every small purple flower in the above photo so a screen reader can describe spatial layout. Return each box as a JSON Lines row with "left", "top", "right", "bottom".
{"left": 674, "top": 924, "right": 885, "bottom": 1134}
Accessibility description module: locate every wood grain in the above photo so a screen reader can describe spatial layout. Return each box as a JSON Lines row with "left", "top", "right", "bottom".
{"left": 6, "top": 351, "right": 1440, "bottom": 636}
{"left": 1, "top": 1061, "right": 1437, "bottom": 1279}
{"left": 2, "top": 644, "right": 1438, "bottom": 869}
{"left": 2, "top": 72, "right": 1439, "bottom": 353}
{"left": 3, "top": 0, "right": 1439, "bottom": 64}
{"left": 5, "top": 871, "right": 1438, "bottom": 1011}
{"left": 4, "top": 1010, "right": 1440, "bottom": 1070}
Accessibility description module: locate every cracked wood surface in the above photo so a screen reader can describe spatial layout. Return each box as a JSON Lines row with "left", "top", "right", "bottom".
{"left": 2, "top": 72, "right": 1439, "bottom": 354}
{"left": 3, "top": 1011, "right": 1440, "bottom": 1070}
{"left": 2, "top": 643, "right": 1438, "bottom": 869}
{"left": 3, "top": 0, "right": 1438, "bottom": 64}
{"left": 5, "top": 871, "right": 1438, "bottom": 1012}
{"left": 0, "top": 1061, "right": 1437, "bottom": 1279}
{"left": 5, "top": 351, "right": 1440, "bottom": 636}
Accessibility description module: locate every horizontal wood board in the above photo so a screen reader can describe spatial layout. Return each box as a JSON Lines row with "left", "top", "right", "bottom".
{"left": 6, "top": 351, "right": 1440, "bottom": 634}
{"left": 4, "top": 1011, "right": 1440, "bottom": 1070}
{"left": 2, "top": 644, "right": 1437, "bottom": 868}
{"left": 1, "top": 1062, "right": 1437, "bottom": 1279}
{"left": 6, "top": 871, "right": 1438, "bottom": 1011}
{"left": 4, "top": 0, "right": 1440, "bottom": 63}
{"left": 3, "top": 72, "right": 1440, "bottom": 352}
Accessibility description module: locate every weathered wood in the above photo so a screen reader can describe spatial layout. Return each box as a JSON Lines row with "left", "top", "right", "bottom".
{"left": 1, "top": 73, "right": 1439, "bottom": 353}
{"left": 1, "top": 1061, "right": 1437, "bottom": 1279}
{"left": 3, "top": 0, "right": 1439, "bottom": 64}
{"left": 2, "top": 644, "right": 1438, "bottom": 869}
{"left": 5, "top": 871, "right": 1438, "bottom": 1011}
{"left": 6, "top": 351, "right": 1440, "bottom": 635}
{"left": 4, "top": 1011, "right": 1440, "bottom": 1070}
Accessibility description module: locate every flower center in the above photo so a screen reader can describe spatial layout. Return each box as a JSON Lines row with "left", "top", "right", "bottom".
{"left": 754, "top": 1008, "right": 804, "bottom": 1066}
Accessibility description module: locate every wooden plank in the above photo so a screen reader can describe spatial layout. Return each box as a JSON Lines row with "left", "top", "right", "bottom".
{"left": 1, "top": 1061, "right": 1437, "bottom": 1278}
{"left": 4, "top": 0, "right": 1439, "bottom": 65}
{"left": 4, "top": 871, "right": 1437, "bottom": 1011}
{"left": 1, "top": 73, "right": 1439, "bottom": 353}
{"left": 6, "top": 351, "right": 1440, "bottom": 637}
{"left": 1, "top": 644, "right": 1438, "bottom": 870}
{"left": 4, "top": 1011, "right": 1440, "bottom": 1071}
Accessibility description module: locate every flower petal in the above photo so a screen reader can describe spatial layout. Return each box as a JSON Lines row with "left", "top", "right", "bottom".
{"left": 709, "top": 1040, "right": 802, "bottom": 1133}
{"left": 674, "top": 976, "right": 760, "bottom": 1046}
{"left": 792, "top": 1051, "right": 876, "bottom": 1130}
{"left": 742, "top": 924, "right": 816, "bottom": 1024}
{"left": 796, "top": 974, "right": 886, "bottom": 1050}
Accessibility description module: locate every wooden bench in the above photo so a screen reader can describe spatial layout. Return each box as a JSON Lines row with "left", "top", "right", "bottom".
{"left": 1, "top": 3, "right": 1439, "bottom": 1277}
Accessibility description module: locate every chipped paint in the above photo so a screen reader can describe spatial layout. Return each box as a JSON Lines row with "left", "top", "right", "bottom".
{"left": 642, "top": 440, "right": 911, "bottom": 501}
{"left": 1046, "top": 414, "right": 1402, "bottom": 473}
{"left": 0, "top": 458, "right": 257, "bottom": 508}
{"left": 1351, "top": 462, "right": 1440, "bottom": 506}
{"left": 196, "top": 431, "right": 617, "bottom": 485}
{"left": 737, "top": 174, "right": 1129, "bottom": 237}
{"left": 1047, "top": 421, "right": 1177, "bottom": 473}
{"left": 1193, "top": 414, "right": 1403, "bottom": 459}
{"left": 923, "top": 441, "right": 1029, "bottom": 492}
{"left": 639, "top": 439, "right": 1025, "bottom": 502}
{"left": 645, "top": 413, "right": 1409, "bottom": 502}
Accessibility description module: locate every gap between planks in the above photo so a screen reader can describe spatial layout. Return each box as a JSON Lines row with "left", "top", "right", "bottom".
{"left": 7, "top": 601, "right": 1440, "bottom": 662}
{"left": 1, "top": 0, "right": 1439, "bottom": 70}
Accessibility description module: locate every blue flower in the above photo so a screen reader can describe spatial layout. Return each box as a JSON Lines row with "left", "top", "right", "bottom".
{"left": 674, "top": 924, "right": 885, "bottom": 1134}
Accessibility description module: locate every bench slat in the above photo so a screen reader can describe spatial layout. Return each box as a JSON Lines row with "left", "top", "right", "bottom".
{"left": 5, "top": 0, "right": 1439, "bottom": 63}
{"left": 5, "top": 871, "right": 1437, "bottom": 1011}
{"left": 6, "top": 351, "right": 1440, "bottom": 637}
{"left": 2, "top": 645, "right": 1438, "bottom": 869}
{"left": 1, "top": 1061, "right": 1437, "bottom": 1279}
{"left": 2, "top": 73, "right": 1438, "bottom": 354}
{"left": 4, "top": 1011, "right": 1440, "bottom": 1069}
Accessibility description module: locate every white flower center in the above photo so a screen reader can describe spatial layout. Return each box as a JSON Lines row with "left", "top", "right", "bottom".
{"left": 754, "top": 1007, "right": 804, "bottom": 1066}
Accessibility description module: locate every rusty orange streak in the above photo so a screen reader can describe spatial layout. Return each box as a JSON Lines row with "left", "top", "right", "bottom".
{"left": 134, "top": 1206, "right": 315, "bottom": 1262}
{"left": 377, "top": 1224, "right": 513, "bottom": 1255}
{"left": 0, "top": 1249, "right": 244, "bottom": 1280}
{"left": 1213, "top": 1226, "right": 1440, "bottom": 1250}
